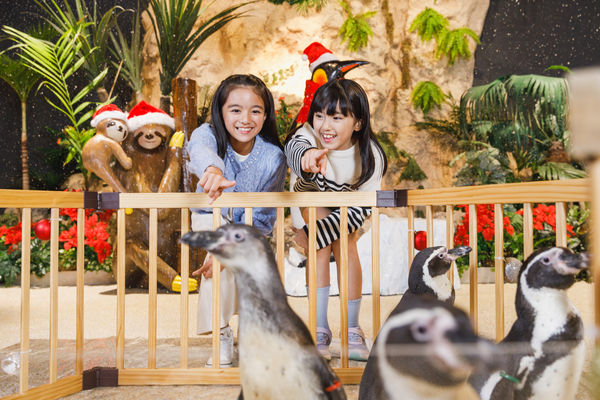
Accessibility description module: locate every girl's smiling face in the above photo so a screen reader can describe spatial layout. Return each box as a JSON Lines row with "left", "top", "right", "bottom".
{"left": 312, "top": 104, "right": 361, "bottom": 151}
{"left": 222, "top": 87, "right": 266, "bottom": 155}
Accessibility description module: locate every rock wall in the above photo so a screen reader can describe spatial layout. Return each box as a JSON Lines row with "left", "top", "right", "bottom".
{"left": 140, "top": 0, "right": 489, "bottom": 189}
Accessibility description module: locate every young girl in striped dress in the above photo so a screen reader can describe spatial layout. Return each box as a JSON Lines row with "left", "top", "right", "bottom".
{"left": 285, "top": 79, "right": 387, "bottom": 361}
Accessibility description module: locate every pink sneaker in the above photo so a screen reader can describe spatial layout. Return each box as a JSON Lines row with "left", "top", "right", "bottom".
{"left": 348, "top": 326, "right": 369, "bottom": 361}
{"left": 316, "top": 327, "right": 332, "bottom": 361}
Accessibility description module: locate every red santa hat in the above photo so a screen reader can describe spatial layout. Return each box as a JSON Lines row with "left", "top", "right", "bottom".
{"left": 127, "top": 100, "right": 175, "bottom": 132}
{"left": 302, "top": 42, "right": 338, "bottom": 73}
{"left": 90, "top": 104, "right": 128, "bottom": 127}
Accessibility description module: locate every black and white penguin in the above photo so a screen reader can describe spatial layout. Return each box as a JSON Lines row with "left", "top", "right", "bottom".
{"left": 358, "top": 245, "right": 472, "bottom": 399}
{"left": 180, "top": 224, "right": 346, "bottom": 400}
{"left": 358, "top": 296, "right": 500, "bottom": 400}
{"left": 402, "top": 245, "right": 472, "bottom": 305}
{"left": 469, "top": 246, "right": 589, "bottom": 400}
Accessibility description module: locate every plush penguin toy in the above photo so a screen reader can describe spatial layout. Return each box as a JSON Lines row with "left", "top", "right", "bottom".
{"left": 358, "top": 296, "right": 500, "bottom": 400}
{"left": 469, "top": 246, "right": 589, "bottom": 400}
{"left": 401, "top": 245, "right": 471, "bottom": 305}
{"left": 181, "top": 224, "right": 346, "bottom": 400}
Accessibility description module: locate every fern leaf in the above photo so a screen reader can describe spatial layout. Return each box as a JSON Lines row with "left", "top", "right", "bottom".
{"left": 409, "top": 7, "right": 448, "bottom": 42}
{"left": 411, "top": 81, "right": 447, "bottom": 114}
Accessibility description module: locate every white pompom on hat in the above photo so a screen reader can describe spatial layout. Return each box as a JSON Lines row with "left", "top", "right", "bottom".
{"left": 126, "top": 100, "right": 175, "bottom": 132}
{"left": 302, "top": 42, "right": 339, "bottom": 73}
{"left": 90, "top": 104, "right": 128, "bottom": 127}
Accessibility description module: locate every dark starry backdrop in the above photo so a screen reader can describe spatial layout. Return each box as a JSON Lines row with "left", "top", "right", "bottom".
{"left": 0, "top": 0, "right": 599, "bottom": 189}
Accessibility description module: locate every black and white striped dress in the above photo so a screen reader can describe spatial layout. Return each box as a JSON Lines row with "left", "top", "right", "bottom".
{"left": 285, "top": 123, "right": 385, "bottom": 249}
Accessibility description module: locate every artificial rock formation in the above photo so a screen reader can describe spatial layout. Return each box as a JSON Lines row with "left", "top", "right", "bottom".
{"left": 140, "top": 0, "right": 489, "bottom": 189}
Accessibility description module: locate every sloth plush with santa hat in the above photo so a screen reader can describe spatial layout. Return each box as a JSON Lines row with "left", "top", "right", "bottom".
{"left": 82, "top": 104, "right": 132, "bottom": 193}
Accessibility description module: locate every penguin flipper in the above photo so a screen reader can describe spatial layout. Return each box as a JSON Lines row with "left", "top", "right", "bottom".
{"left": 312, "top": 357, "right": 347, "bottom": 399}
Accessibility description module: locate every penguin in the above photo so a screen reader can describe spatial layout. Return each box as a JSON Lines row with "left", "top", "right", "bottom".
{"left": 401, "top": 245, "right": 472, "bottom": 305}
{"left": 358, "top": 245, "right": 471, "bottom": 399}
{"left": 358, "top": 296, "right": 501, "bottom": 400}
{"left": 180, "top": 224, "right": 346, "bottom": 400}
{"left": 469, "top": 246, "right": 589, "bottom": 400}
{"left": 296, "top": 42, "right": 368, "bottom": 126}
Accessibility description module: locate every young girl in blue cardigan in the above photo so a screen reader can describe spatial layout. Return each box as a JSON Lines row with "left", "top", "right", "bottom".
{"left": 185, "top": 74, "right": 286, "bottom": 367}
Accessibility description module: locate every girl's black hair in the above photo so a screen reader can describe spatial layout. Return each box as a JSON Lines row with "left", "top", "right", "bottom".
{"left": 210, "top": 74, "right": 282, "bottom": 158}
{"left": 289, "top": 79, "right": 387, "bottom": 189}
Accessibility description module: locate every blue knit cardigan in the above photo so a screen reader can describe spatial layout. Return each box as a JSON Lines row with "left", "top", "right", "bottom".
{"left": 184, "top": 123, "right": 286, "bottom": 235}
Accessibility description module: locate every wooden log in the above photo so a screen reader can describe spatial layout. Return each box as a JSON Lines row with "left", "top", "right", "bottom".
{"left": 172, "top": 77, "right": 198, "bottom": 193}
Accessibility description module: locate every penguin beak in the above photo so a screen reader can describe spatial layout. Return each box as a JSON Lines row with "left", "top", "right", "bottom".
{"left": 180, "top": 230, "right": 225, "bottom": 253}
{"left": 446, "top": 246, "right": 472, "bottom": 261}
{"left": 332, "top": 60, "right": 369, "bottom": 79}
{"left": 556, "top": 250, "right": 589, "bottom": 275}
{"left": 461, "top": 338, "right": 506, "bottom": 374}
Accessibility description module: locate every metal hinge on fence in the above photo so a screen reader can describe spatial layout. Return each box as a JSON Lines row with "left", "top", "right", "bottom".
{"left": 376, "top": 189, "right": 408, "bottom": 207}
{"left": 83, "top": 192, "right": 120, "bottom": 210}
{"left": 82, "top": 366, "right": 118, "bottom": 390}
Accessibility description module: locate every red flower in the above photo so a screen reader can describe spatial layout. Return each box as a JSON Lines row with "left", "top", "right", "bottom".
{"left": 60, "top": 207, "right": 79, "bottom": 221}
{"left": 59, "top": 224, "right": 78, "bottom": 250}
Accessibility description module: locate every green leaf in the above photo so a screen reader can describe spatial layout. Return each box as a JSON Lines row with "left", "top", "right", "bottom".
{"left": 409, "top": 7, "right": 449, "bottom": 42}
{"left": 411, "top": 81, "right": 447, "bottom": 114}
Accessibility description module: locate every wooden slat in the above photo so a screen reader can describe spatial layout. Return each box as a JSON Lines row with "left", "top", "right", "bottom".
{"left": 244, "top": 207, "right": 252, "bottom": 226}
{"left": 118, "top": 191, "right": 378, "bottom": 209}
{"left": 3, "top": 375, "right": 81, "bottom": 400}
{"left": 555, "top": 202, "right": 567, "bottom": 247}
{"left": 407, "top": 179, "right": 589, "bottom": 205}
{"left": 468, "top": 204, "right": 478, "bottom": 332}
{"left": 494, "top": 204, "right": 504, "bottom": 341}
{"left": 20, "top": 208, "right": 31, "bottom": 393}
{"left": 116, "top": 209, "right": 126, "bottom": 369}
{"left": 276, "top": 208, "right": 285, "bottom": 281}
{"left": 371, "top": 207, "right": 381, "bottom": 338}
{"left": 49, "top": 208, "right": 59, "bottom": 383}
{"left": 148, "top": 208, "right": 158, "bottom": 369}
{"left": 445, "top": 205, "right": 455, "bottom": 286}
{"left": 339, "top": 207, "right": 349, "bottom": 368}
{"left": 75, "top": 208, "right": 84, "bottom": 375}
{"left": 308, "top": 207, "right": 317, "bottom": 341}
{"left": 426, "top": 205, "right": 433, "bottom": 247}
{"left": 117, "top": 367, "right": 364, "bottom": 385}
{"left": 0, "top": 190, "right": 83, "bottom": 208}
{"left": 180, "top": 208, "right": 190, "bottom": 369}
{"left": 523, "top": 203, "right": 533, "bottom": 259}
{"left": 212, "top": 209, "right": 221, "bottom": 368}
{"left": 408, "top": 206, "right": 415, "bottom": 267}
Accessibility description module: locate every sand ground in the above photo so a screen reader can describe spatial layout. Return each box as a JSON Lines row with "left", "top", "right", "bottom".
{"left": 0, "top": 281, "right": 597, "bottom": 399}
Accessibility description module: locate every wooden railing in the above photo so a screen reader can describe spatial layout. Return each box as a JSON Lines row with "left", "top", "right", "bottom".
{"left": 0, "top": 178, "right": 595, "bottom": 399}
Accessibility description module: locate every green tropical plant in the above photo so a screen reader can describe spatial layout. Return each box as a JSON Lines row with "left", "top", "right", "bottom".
{"left": 398, "top": 150, "right": 427, "bottom": 182}
{"left": 34, "top": 0, "right": 123, "bottom": 102}
{"left": 536, "top": 162, "right": 587, "bottom": 180}
{"left": 148, "top": 0, "right": 251, "bottom": 112}
{"left": 375, "top": 131, "right": 400, "bottom": 160}
{"left": 545, "top": 65, "right": 571, "bottom": 73}
{"left": 435, "top": 27, "right": 480, "bottom": 65}
{"left": 3, "top": 24, "right": 108, "bottom": 188}
{"left": 450, "top": 143, "right": 513, "bottom": 186}
{"left": 338, "top": 0, "right": 376, "bottom": 52}
{"left": 411, "top": 81, "right": 447, "bottom": 114}
{"left": 409, "top": 7, "right": 448, "bottom": 42}
{"left": 110, "top": 3, "right": 144, "bottom": 104}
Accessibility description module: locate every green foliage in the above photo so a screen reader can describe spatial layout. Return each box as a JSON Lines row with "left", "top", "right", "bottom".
{"left": 435, "top": 27, "right": 480, "bottom": 65}
{"left": 34, "top": 0, "right": 123, "bottom": 100}
{"left": 450, "top": 144, "right": 513, "bottom": 186}
{"left": 148, "top": 0, "right": 251, "bottom": 96}
{"left": 536, "top": 162, "right": 587, "bottom": 180}
{"left": 338, "top": 0, "right": 376, "bottom": 52}
{"left": 110, "top": 3, "right": 144, "bottom": 97}
{"left": 375, "top": 131, "right": 400, "bottom": 160}
{"left": 260, "top": 64, "right": 297, "bottom": 87}
{"left": 399, "top": 152, "right": 427, "bottom": 182}
{"left": 29, "top": 140, "right": 75, "bottom": 190}
{"left": 275, "top": 97, "right": 298, "bottom": 144}
{"left": 409, "top": 7, "right": 448, "bottom": 42}
{"left": 4, "top": 24, "right": 106, "bottom": 185}
{"left": 545, "top": 65, "right": 571, "bottom": 73}
{"left": 267, "top": 0, "right": 327, "bottom": 13}
{"left": 0, "top": 238, "right": 52, "bottom": 286}
{"left": 411, "top": 81, "right": 447, "bottom": 114}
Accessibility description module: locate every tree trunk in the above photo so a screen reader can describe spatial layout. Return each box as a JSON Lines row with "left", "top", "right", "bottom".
{"left": 160, "top": 95, "right": 171, "bottom": 114}
{"left": 21, "top": 100, "right": 29, "bottom": 190}
{"left": 135, "top": 91, "right": 144, "bottom": 104}
{"left": 96, "top": 86, "right": 109, "bottom": 103}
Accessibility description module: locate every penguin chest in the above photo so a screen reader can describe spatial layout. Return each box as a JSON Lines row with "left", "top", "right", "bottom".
{"left": 526, "top": 341, "right": 585, "bottom": 400}
{"left": 238, "top": 326, "right": 319, "bottom": 400}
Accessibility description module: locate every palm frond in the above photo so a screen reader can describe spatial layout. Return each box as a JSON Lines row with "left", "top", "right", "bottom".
{"left": 148, "top": 0, "right": 253, "bottom": 96}
{"left": 536, "top": 162, "right": 587, "bottom": 180}
{"left": 109, "top": 5, "right": 144, "bottom": 94}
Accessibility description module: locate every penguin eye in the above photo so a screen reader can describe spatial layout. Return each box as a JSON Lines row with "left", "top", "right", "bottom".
{"left": 542, "top": 257, "right": 550, "bottom": 264}
{"left": 438, "top": 253, "right": 444, "bottom": 259}
{"left": 233, "top": 232, "right": 245, "bottom": 242}
{"left": 411, "top": 323, "right": 430, "bottom": 342}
